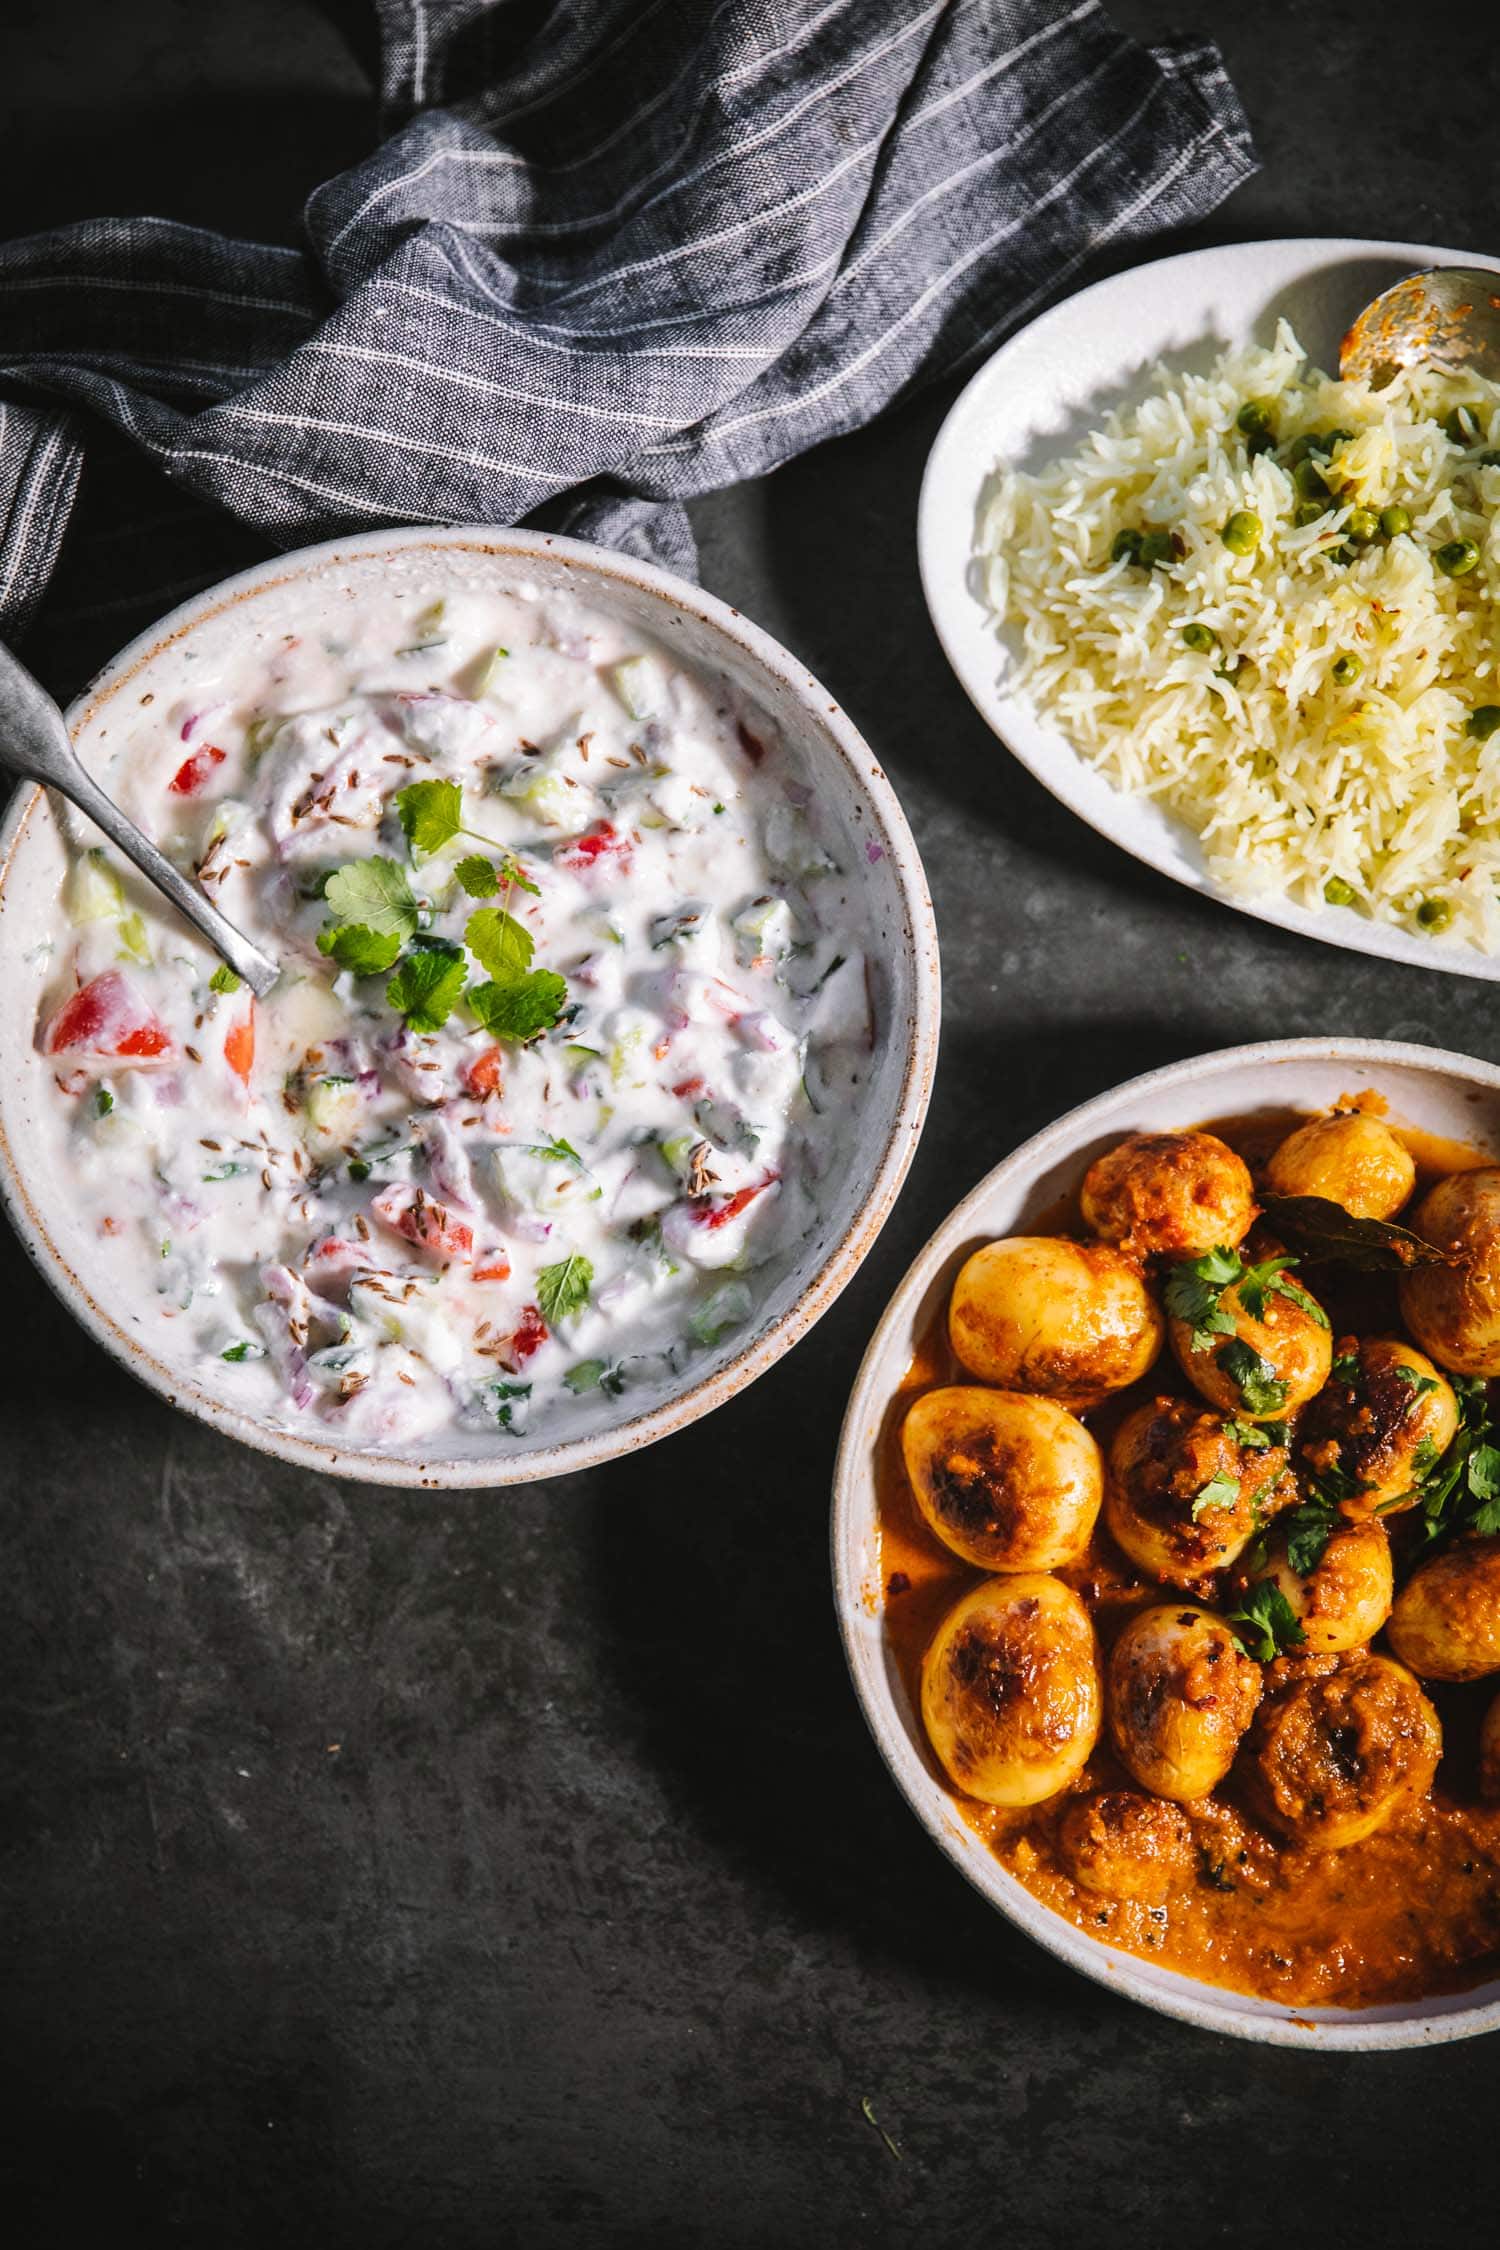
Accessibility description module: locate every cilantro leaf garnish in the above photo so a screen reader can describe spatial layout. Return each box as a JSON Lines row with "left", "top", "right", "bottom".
{"left": 537, "top": 1253, "right": 593, "bottom": 1326}
{"left": 386, "top": 944, "right": 467, "bottom": 1032}
{"left": 466, "top": 906, "right": 535, "bottom": 981}
{"left": 1191, "top": 1471, "right": 1241, "bottom": 1521}
{"left": 1331, "top": 1348, "right": 1362, "bottom": 1386}
{"left": 1395, "top": 1364, "right": 1440, "bottom": 1399}
{"left": 1217, "top": 1338, "right": 1289, "bottom": 1415}
{"left": 455, "top": 854, "right": 500, "bottom": 897}
{"left": 1283, "top": 1501, "right": 1339, "bottom": 1576}
{"left": 468, "top": 971, "right": 568, "bottom": 1043}
{"left": 1164, "top": 1246, "right": 1244, "bottom": 1350}
{"left": 396, "top": 778, "right": 464, "bottom": 856}
{"left": 209, "top": 963, "right": 242, "bottom": 994}
{"left": 1227, "top": 1418, "right": 1278, "bottom": 1451}
{"left": 322, "top": 857, "right": 419, "bottom": 943}
{"left": 1226, "top": 1579, "right": 1306, "bottom": 1662}
{"left": 318, "top": 923, "right": 404, "bottom": 975}
{"left": 520, "top": 1135, "right": 583, "bottom": 1167}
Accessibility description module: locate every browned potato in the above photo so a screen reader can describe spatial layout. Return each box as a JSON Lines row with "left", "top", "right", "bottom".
{"left": 921, "top": 1574, "right": 1101, "bottom": 1807}
{"left": 1387, "top": 1536, "right": 1500, "bottom": 1681}
{"left": 1105, "top": 1396, "right": 1294, "bottom": 1587}
{"left": 949, "top": 1236, "right": 1163, "bottom": 1409}
{"left": 1252, "top": 1518, "right": 1394, "bottom": 1653}
{"left": 1106, "top": 1604, "right": 1262, "bottom": 1803}
{"left": 1400, "top": 1168, "right": 1500, "bottom": 1377}
{"left": 1245, "top": 1651, "right": 1441, "bottom": 1850}
{"left": 1057, "top": 1789, "right": 1196, "bottom": 1903}
{"left": 1481, "top": 1689, "right": 1500, "bottom": 1802}
{"left": 902, "top": 1387, "right": 1102, "bottom": 1572}
{"left": 1168, "top": 1256, "right": 1332, "bottom": 1421}
{"left": 1296, "top": 1337, "right": 1459, "bottom": 1518}
{"left": 1081, "top": 1130, "right": 1255, "bottom": 1259}
{"left": 1264, "top": 1112, "right": 1415, "bottom": 1220}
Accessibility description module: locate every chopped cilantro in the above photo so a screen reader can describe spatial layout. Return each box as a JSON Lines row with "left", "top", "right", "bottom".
{"left": 1226, "top": 1579, "right": 1306, "bottom": 1662}
{"left": 386, "top": 945, "right": 467, "bottom": 1032}
{"left": 466, "top": 905, "right": 535, "bottom": 981}
{"left": 396, "top": 778, "right": 464, "bottom": 857}
{"left": 537, "top": 1253, "right": 593, "bottom": 1326}
{"left": 209, "top": 963, "right": 242, "bottom": 994}
{"left": 468, "top": 971, "right": 568, "bottom": 1043}
{"left": 93, "top": 1086, "right": 114, "bottom": 1117}
{"left": 321, "top": 856, "right": 419, "bottom": 942}
{"left": 520, "top": 1135, "right": 583, "bottom": 1167}
{"left": 455, "top": 854, "right": 500, "bottom": 897}
{"left": 1164, "top": 1245, "right": 1243, "bottom": 1351}
{"left": 1283, "top": 1501, "right": 1339, "bottom": 1576}
{"left": 1227, "top": 1418, "right": 1281, "bottom": 1451}
{"left": 1191, "top": 1471, "right": 1241, "bottom": 1521}
{"left": 221, "top": 1339, "right": 263, "bottom": 1363}
{"left": 1217, "top": 1338, "right": 1289, "bottom": 1415}
{"left": 1331, "top": 1348, "right": 1362, "bottom": 1386}
{"left": 1395, "top": 1363, "right": 1440, "bottom": 1399}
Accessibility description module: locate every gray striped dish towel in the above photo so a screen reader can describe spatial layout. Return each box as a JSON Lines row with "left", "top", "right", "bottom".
{"left": 0, "top": 0, "right": 1255, "bottom": 688}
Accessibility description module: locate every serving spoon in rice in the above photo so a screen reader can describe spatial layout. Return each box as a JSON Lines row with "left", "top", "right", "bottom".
{"left": 1342, "top": 267, "right": 1500, "bottom": 387}
{"left": 0, "top": 638, "right": 280, "bottom": 997}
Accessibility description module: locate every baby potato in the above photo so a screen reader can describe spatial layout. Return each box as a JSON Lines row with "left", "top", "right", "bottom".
{"left": 1400, "top": 1168, "right": 1500, "bottom": 1377}
{"left": 1080, "top": 1130, "right": 1255, "bottom": 1260}
{"left": 1253, "top": 1518, "right": 1394, "bottom": 1654}
{"left": 949, "top": 1236, "right": 1163, "bottom": 1410}
{"left": 1057, "top": 1788, "right": 1196, "bottom": 1904}
{"left": 1387, "top": 1536, "right": 1500, "bottom": 1682}
{"left": 1168, "top": 1257, "right": 1332, "bottom": 1421}
{"left": 902, "top": 1387, "right": 1102, "bottom": 1572}
{"left": 921, "top": 1573, "right": 1101, "bottom": 1808}
{"left": 1245, "top": 1651, "right": 1441, "bottom": 1850}
{"left": 1480, "top": 1689, "right": 1500, "bottom": 1802}
{"left": 1105, "top": 1396, "right": 1294, "bottom": 1588}
{"left": 1106, "top": 1603, "right": 1262, "bottom": 1803}
{"left": 1296, "top": 1337, "right": 1459, "bottom": 1518}
{"left": 1264, "top": 1112, "right": 1416, "bottom": 1220}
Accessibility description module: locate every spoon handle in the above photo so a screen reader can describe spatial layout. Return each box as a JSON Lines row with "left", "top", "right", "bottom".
{"left": 0, "top": 641, "right": 279, "bottom": 998}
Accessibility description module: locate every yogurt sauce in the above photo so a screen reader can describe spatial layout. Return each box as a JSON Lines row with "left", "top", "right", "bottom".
{"left": 36, "top": 578, "right": 879, "bottom": 1449}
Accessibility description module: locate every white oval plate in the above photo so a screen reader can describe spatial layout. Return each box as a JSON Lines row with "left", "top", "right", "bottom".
{"left": 833, "top": 1038, "right": 1500, "bottom": 2046}
{"left": 918, "top": 237, "right": 1500, "bottom": 981}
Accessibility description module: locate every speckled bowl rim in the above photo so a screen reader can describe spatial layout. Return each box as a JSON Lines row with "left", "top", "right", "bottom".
{"left": 832, "top": 1037, "right": 1500, "bottom": 2047}
{"left": 0, "top": 525, "right": 940, "bottom": 1488}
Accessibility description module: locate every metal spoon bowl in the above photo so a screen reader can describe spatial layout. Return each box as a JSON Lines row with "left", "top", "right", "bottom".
{"left": 0, "top": 639, "right": 279, "bottom": 997}
{"left": 1340, "top": 264, "right": 1500, "bottom": 387}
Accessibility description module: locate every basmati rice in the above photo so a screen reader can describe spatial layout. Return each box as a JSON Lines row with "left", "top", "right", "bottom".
{"left": 978, "top": 321, "right": 1500, "bottom": 951}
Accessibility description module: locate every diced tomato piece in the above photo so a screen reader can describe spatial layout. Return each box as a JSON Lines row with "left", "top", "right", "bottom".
{"left": 507, "top": 1303, "right": 549, "bottom": 1363}
{"left": 693, "top": 1175, "right": 776, "bottom": 1231}
{"left": 371, "top": 1183, "right": 474, "bottom": 1263}
{"left": 671, "top": 1075, "right": 705, "bottom": 1099}
{"left": 42, "top": 970, "right": 173, "bottom": 1070}
{"left": 554, "top": 820, "right": 631, "bottom": 875}
{"left": 168, "top": 744, "right": 227, "bottom": 796}
{"left": 223, "top": 1002, "right": 255, "bottom": 1086}
{"left": 473, "top": 1256, "right": 512, "bottom": 1283}
{"left": 463, "top": 1044, "right": 505, "bottom": 1098}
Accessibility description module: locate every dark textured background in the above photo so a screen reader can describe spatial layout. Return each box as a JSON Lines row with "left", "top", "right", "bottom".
{"left": 0, "top": 5, "right": 1494, "bottom": 2244}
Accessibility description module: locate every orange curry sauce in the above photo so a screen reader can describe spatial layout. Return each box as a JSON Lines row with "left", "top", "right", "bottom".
{"left": 874, "top": 1104, "right": 1500, "bottom": 2007}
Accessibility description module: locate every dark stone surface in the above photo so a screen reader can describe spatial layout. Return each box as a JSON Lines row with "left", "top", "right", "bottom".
{"left": 0, "top": 5, "right": 1494, "bottom": 2243}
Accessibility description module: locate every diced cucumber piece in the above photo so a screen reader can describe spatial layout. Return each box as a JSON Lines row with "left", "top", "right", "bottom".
{"left": 68, "top": 847, "right": 124, "bottom": 924}
{"left": 303, "top": 1074, "right": 363, "bottom": 1142}
{"left": 687, "top": 1281, "right": 752, "bottom": 1347}
{"left": 730, "top": 893, "right": 795, "bottom": 965}
{"left": 608, "top": 655, "right": 666, "bottom": 720}
{"left": 499, "top": 755, "right": 583, "bottom": 829}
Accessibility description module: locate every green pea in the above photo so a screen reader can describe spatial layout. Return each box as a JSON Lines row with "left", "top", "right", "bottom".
{"left": 1346, "top": 507, "right": 1379, "bottom": 544}
{"left": 1111, "top": 527, "right": 1143, "bottom": 564}
{"left": 1236, "top": 399, "right": 1275, "bottom": 440}
{"left": 1284, "top": 434, "right": 1317, "bottom": 465}
{"left": 1416, "top": 897, "right": 1454, "bottom": 932}
{"left": 1181, "top": 622, "right": 1218, "bottom": 653}
{"left": 1444, "top": 406, "right": 1485, "bottom": 446}
{"left": 1466, "top": 705, "right": 1500, "bottom": 742}
{"left": 1137, "top": 530, "right": 1177, "bottom": 568}
{"left": 1327, "top": 545, "right": 1356, "bottom": 567}
{"left": 1379, "top": 504, "right": 1412, "bottom": 537}
{"left": 1436, "top": 539, "right": 1481, "bottom": 578}
{"left": 1294, "top": 458, "right": 1330, "bottom": 503}
{"left": 1323, "top": 876, "right": 1358, "bottom": 907}
{"left": 1293, "top": 500, "right": 1327, "bottom": 528}
{"left": 1331, "top": 654, "right": 1363, "bottom": 685}
{"left": 1321, "top": 428, "right": 1355, "bottom": 455}
{"left": 1221, "top": 511, "right": 1262, "bottom": 555}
